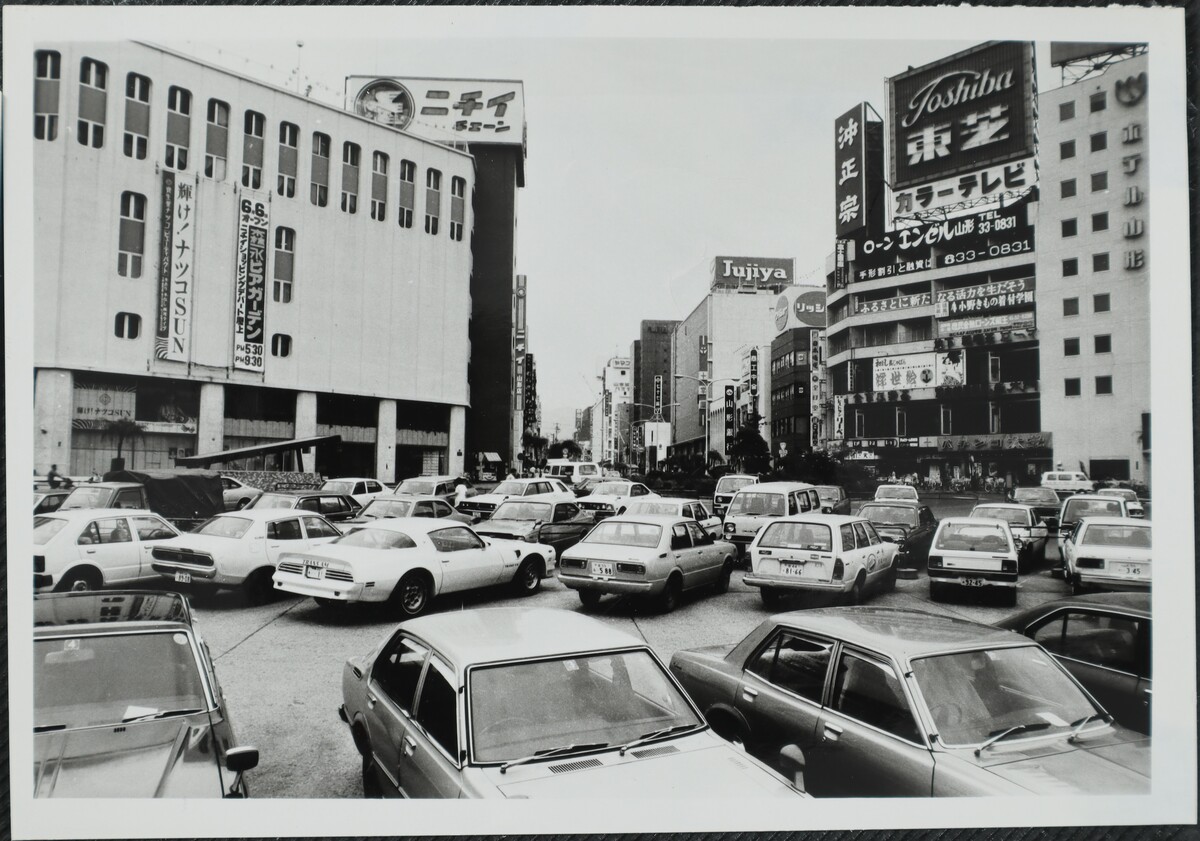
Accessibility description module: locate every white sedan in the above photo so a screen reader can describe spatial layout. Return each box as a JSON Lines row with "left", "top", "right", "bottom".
{"left": 272, "top": 518, "right": 556, "bottom": 617}
{"left": 320, "top": 477, "right": 389, "bottom": 508}
{"left": 34, "top": 508, "right": 181, "bottom": 593}
{"left": 578, "top": 480, "right": 659, "bottom": 519}
{"left": 1063, "top": 516, "right": 1151, "bottom": 594}
{"left": 147, "top": 509, "right": 343, "bottom": 604}
{"left": 622, "top": 497, "right": 722, "bottom": 536}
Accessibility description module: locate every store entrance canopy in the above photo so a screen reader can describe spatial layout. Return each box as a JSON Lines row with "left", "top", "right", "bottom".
{"left": 481, "top": 452, "right": 503, "bottom": 463}
{"left": 175, "top": 435, "right": 341, "bottom": 471}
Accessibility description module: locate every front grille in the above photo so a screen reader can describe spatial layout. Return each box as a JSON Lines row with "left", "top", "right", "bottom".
{"left": 580, "top": 502, "right": 612, "bottom": 511}
{"left": 324, "top": 569, "right": 354, "bottom": 582}
{"left": 151, "top": 548, "right": 214, "bottom": 567}
{"left": 276, "top": 560, "right": 304, "bottom": 575}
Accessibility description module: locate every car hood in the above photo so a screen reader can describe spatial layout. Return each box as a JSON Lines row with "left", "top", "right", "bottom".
{"left": 474, "top": 520, "right": 537, "bottom": 539}
{"left": 562, "top": 542, "right": 658, "bottom": 564}
{"left": 34, "top": 714, "right": 225, "bottom": 798}
{"left": 463, "top": 493, "right": 512, "bottom": 506}
{"left": 487, "top": 736, "right": 801, "bottom": 799}
{"left": 151, "top": 533, "right": 250, "bottom": 557}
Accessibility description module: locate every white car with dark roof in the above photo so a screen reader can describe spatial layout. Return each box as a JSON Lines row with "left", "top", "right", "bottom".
{"left": 1061, "top": 517, "right": 1151, "bottom": 594}
{"left": 456, "top": 478, "right": 575, "bottom": 520}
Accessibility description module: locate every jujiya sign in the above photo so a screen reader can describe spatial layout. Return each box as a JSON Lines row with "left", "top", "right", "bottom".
{"left": 156, "top": 171, "right": 197, "bottom": 363}
{"left": 234, "top": 193, "right": 270, "bottom": 372}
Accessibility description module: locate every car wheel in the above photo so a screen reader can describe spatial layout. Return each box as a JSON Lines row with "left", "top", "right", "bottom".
{"left": 929, "top": 580, "right": 945, "bottom": 602}
{"left": 392, "top": 571, "right": 431, "bottom": 618}
{"left": 1001, "top": 586, "right": 1019, "bottom": 607}
{"left": 760, "top": 588, "right": 785, "bottom": 610}
{"left": 243, "top": 568, "right": 276, "bottom": 606}
{"left": 361, "top": 752, "right": 383, "bottom": 798}
{"left": 1071, "top": 575, "right": 1085, "bottom": 596}
{"left": 512, "top": 558, "right": 542, "bottom": 596}
{"left": 57, "top": 567, "right": 102, "bottom": 593}
{"left": 578, "top": 589, "right": 602, "bottom": 610}
{"left": 844, "top": 574, "right": 866, "bottom": 606}
{"left": 882, "top": 561, "right": 899, "bottom": 593}
{"left": 659, "top": 576, "right": 683, "bottom": 614}
{"left": 714, "top": 559, "right": 734, "bottom": 594}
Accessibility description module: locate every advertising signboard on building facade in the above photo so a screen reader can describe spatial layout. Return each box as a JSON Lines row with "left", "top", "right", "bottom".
{"left": 233, "top": 192, "right": 269, "bottom": 372}
{"left": 872, "top": 352, "right": 966, "bottom": 391}
{"left": 653, "top": 374, "right": 664, "bottom": 418}
{"left": 935, "top": 277, "right": 1035, "bottom": 317}
{"left": 712, "top": 257, "right": 794, "bottom": 292}
{"left": 854, "top": 291, "right": 932, "bottom": 315}
{"left": 793, "top": 290, "right": 827, "bottom": 327}
{"left": 938, "top": 311, "right": 1036, "bottom": 336}
{"left": 155, "top": 171, "right": 196, "bottom": 364}
{"left": 834, "top": 103, "right": 870, "bottom": 238}
{"left": 749, "top": 349, "right": 759, "bottom": 398}
{"left": 347, "top": 76, "right": 525, "bottom": 147}
{"left": 724, "top": 386, "right": 736, "bottom": 454}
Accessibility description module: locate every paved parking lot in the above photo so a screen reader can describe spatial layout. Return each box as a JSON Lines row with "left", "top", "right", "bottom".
{"left": 190, "top": 492, "right": 1077, "bottom": 798}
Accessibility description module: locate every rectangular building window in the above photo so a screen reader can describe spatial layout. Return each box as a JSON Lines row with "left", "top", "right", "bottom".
{"left": 397, "top": 159, "right": 415, "bottom": 228}
{"left": 278, "top": 122, "right": 298, "bottom": 197}
{"left": 1090, "top": 91, "right": 1107, "bottom": 112}
{"left": 1090, "top": 131, "right": 1108, "bottom": 153}
{"left": 1065, "top": 378, "right": 1082, "bottom": 397}
{"left": 1093, "top": 253, "right": 1110, "bottom": 272}
{"left": 1059, "top": 140, "right": 1076, "bottom": 160}
{"left": 1096, "top": 376, "right": 1113, "bottom": 395}
{"left": 1060, "top": 178, "right": 1077, "bottom": 199}
{"left": 989, "top": 403, "right": 1001, "bottom": 434}
{"left": 895, "top": 408, "right": 906, "bottom": 438}
{"left": 1091, "top": 171, "right": 1108, "bottom": 192}
{"left": 165, "top": 86, "right": 191, "bottom": 170}
{"left": 1061, "top": 218, "right": 1078, "bottom": 237}
{"left": 122, "top": 72, "right": 150, "bottom": 159}
{"left": 341, "top": 142, "right": 360, "bottom": 213}
{"left": 1092, "top": 212, "right": 1109, "bottom": 232}
{"left": 117, "top": 191, "right": 146, "bottom": 278}
{"left": 424, "top": 168, "right": 441, "bottom": 235}
{"left": 1063, "top": 297, "right": 1080, "bottom": 317}
{"left": 242, "top": 110, "right": 265, "bottom": 189}
{"left": 988, "top": 353, "right": 1001, "bottom": 383}
{"left": 311, "top": 132, "right": 330, "bottom": 207}
{"left": 450, "top": 175, "right": 467, "bottom": 241}
{"left": 853, "top": 410, "right": 865, "bottom": 439}
{"left": 1094, "top": 334, "right": 1112, "bottom": 354}
{"left": 204, "top": 99, "right": 229, "bottom": 180}
{"left": 34, "top": 50, "right": 62, "bottom": 141}
{"left": 1094, "top": 293, "right": 1111, "bottom": 313}
{"left": 114, "top": 312, "right": 141, "bottom": 339}
{"left": 271, "top": 334, "right": 292, "bottom": 357}
{"left": 1064, "top": 337, "right": 1080, "bottom": 356}
{"left": 273, "top": 227, "right": 295, "bottom": 303}
{"left": 77, "top": 57, "right": 108, "bottom": 148}
{"left": 1059, "top": 100, "right": 1075, "bottom": 121}
{"left": 1062, "top": 258, "right": 1079, "bottom": 277}
{"left": 370, "top": 150, "right": 388, "bottom": 221}
{"left": 940, "top": 407, "right": 952, "bottom": 435}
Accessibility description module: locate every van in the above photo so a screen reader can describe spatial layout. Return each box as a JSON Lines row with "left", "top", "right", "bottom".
{"left": 1040, "top": 471, "right": 1094, "bottom": 498}
{"left": 546, "top": 461, "right": 602, "bottom": 486}
{"left": 720, "top": 482, "right": 822, "bottom": 560}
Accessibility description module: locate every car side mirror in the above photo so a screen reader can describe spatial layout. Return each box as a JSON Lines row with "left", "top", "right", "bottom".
{"left": 778, "top": 744, "right": 807, "bottom": 792}
{"left": 226, "top": 746, "right": 259, "bottom": 774}
{"left": 821, "top": 506, "right": 833, "bottom": 514}
{"left": 879, "top": 534, "right": 897, "bottom": 544}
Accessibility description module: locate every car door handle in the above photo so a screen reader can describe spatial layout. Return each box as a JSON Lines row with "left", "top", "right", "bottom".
{"left": 366, "top": 692, "right": 377, "bottom": 709}
{"left": 402, "top": 736, "right": 417, "bottom": 757}
{"left": 822, "top": 722, "right": 843, "bottom": 742}
{"left": 742, "top": 686, "right": 759, "bottom": 701}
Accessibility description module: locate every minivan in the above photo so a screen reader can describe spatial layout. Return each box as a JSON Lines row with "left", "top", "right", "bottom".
{"left": 546, "top": 461, "right": 603, "bottom": 486}
{"left": 720, "top": 482, "right": 822, "bottom": 560}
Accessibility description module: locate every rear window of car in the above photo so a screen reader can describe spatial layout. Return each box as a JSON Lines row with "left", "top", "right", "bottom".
{"left": 321, "top": 480, "right": 354, "bottom": 495}
{"left": 860, "top": 505, "right": 918, "bottom": 527}
{"left": 935, "top": 523, "right": 1010, "bottom": 552}
{"left": 876, "top": 486, "right": 917, "bottom": 500}
{"left": 581, "top": 521, "right": 662, "bottom": 549}
{"left": 396, "top": 479, "right": 437, "bottom": 495}
{"left": 1082, "top": 524, "right": 1151, "bottom": 548}
{"left": 716, "top": 476, "right": 756, "bottom": 494}
{"left": 1014, "top": 488, "right": 1059, "bottom": 505}
{"left": 33, "top": 517, "right": 69, "bottom": 545}
{"left": 1063, "top": 499, "right": 1124, "bottom": 522}
{"left": 195, "top": 516, "right": 253, "bottom": 539}
{"left": 971, "top": 507, "right": 1029, "bottom": 527}
{"left": 758, "top": 522, "right": 833, "bottom": 552}
{"left": 624, "top": 501, "right": 678, "bottom": 517}
{"left": 728, "top": 492, "right": 785, "bottom": 517}
{"left": 333, "top": 528, "right": 417, "bottom": 550}
{"left": 816, "top": 487, "right": 843, "bottom": 504}
{"left": 58, "top": 487, "right": 110, "bottom": 510}
{"left": 1097, "top": 489, "right": 1137, "bottom": 502}
{"left": 253, "top": 493, "right": 298, "bottom": 510}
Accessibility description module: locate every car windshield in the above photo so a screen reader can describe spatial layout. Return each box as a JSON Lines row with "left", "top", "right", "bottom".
{"left": 581, "top": 521, "right": 662, "bottom": 549}
{"left": 758, "top": 521, "right": 833, "bottom": 551}
{"left": 624, "top": 502, "right": 679, "bottom": 517}
{"left": 1082, "top": 524, "right": 1152, "bottom": 548}
{"left": 860, "top": 506, "right": 918, "bottom": 527}
{"left": 360, "top": 499, "right": 414, "bottom": 519}
{"left": 469, "top": 649, "right": 702, "bottom": 763}
{"left": 1098, "top": 489, "right": 1137, "bottom": 502}
{"left": 816, "top": 487, "right": 842, "bottom": 504}
{"left": 728, "top": 492, "right": 785, "bottom": 517}
{"left": 396, "top": 479, "right": 436, "bottom": 495}
{"left": 1064, "top": 499, "right": 1124, "bottom": 522}
{"left": 493, "top": 502, "right": 552, "bottom": 521}
{"left": 876, "top": 486, "right": 916, "bottom": 500}
{"left": 911, "top": 646, "right": 1099, "bottom": 747}
{"left": 935, "top": 522, "right": 1010, "bottom": 552}
{"left": 591, "top": 482, "right": 630, "bottom": 496}
{"left": 252, "top": 493, "right": 299, "bottom": 510}
{"left": 321, "top": 480, "right": 354, "bottom": 494}
{"left": 1014, "top": 488, "right": 1059, "bottom": 505}
{"left": 35, "top": 630, "right": 209, "bottom": 730}
{"left": 971, "top": 507, "right": 1029, "bottom": 527}
{"left": 716, "top": 476, "right": 755, "bottom": 494}
{"left": 332, "top": 528, "right": 417, "bottom": 549}
{"left": 492, "top": 482, "right": 527, "bottom": 496}
{"left": 33, "top": 517, "right": 69, "bottom": 545}
{"left": 194, "top": 516, "right": 253, "bottom": 539}
{"left": 58, "top": 487, "right": 111, "bottom": 510}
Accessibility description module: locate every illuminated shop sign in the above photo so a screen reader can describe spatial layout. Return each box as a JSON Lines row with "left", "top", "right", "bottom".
{"left": 834, "top": 103, "right": 869, "bottom": 237}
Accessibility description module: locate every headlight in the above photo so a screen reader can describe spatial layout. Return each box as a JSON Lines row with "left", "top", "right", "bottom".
{"left": 723, "top": 523, "right": 735, "bottom": 533}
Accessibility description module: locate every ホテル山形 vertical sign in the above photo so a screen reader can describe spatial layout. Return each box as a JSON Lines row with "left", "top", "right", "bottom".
{"left": 233, "top": 192, "right": 270, "bottom": 372}
{"left": 155, "top": 171, "right": 197, "bottom": 363}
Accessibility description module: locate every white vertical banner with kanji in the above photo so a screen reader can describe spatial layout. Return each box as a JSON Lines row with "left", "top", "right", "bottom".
{"left": 233, "top": 192, "right": 270, "bottom": 372}
{"left": 155, "top": 171, "right": 197, "bottom": 363}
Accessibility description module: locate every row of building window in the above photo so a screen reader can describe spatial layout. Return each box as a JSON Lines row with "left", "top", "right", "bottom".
{"left": 1065, "top": 376, "right": 1114, "bottom": 397}
{"left": 1062, "top": 253, "right": 1111, "bottom": 276}
{"left": 1061, "top": 213, "right": 1109, "bottom": 237}
{"left": 1063, "top": 294, "right": 1111, "bottom": 316}
{"left": 1064, "top": 335, "right": 1112, "bottom": 355}
{"left": 845, "top": 405, "right": 1004, "bottom": 438}
{"left": 114, "top": 311, "right": 294, "bottom": 357}
{"left": 34, "top": 51, "right": 468, "bottom": 242}
{"left": 1059, "top": 131, "right": 1109, "bottom": 160}
{"left": 1060, "top": 171, "right": 1108, "bottom": 198}
{"left": 1058, "top": 91, "right": 1107, "bottom": 122}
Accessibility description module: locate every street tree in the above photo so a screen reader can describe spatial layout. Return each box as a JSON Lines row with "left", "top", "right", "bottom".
{"left": 729, "top": 412, "right": 770, "bottom": 475}
{"left": 102, "top": 417, "right": 145, "bottom": 470}
{"left": 548, "top": 439, "right": 583, "bottom": 460}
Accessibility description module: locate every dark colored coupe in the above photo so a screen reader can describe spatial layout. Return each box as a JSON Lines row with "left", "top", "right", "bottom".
{"left": 472, "top": 499, "right": 596, "bottom": 554}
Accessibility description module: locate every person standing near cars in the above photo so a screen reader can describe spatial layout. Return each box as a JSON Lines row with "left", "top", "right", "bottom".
{"left": 46, "top": 464, "right": 62, "bottom": 489}
{"left": 453, "top": 478, "right": 469, "bottom": 508}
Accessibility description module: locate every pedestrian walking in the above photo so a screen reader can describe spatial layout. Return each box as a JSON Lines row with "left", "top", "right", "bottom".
{"left": 46, "top": 464, "right": 62, "bottom": 489}
{"left": 453, "top": 478, "right": 469, "bottom": 508}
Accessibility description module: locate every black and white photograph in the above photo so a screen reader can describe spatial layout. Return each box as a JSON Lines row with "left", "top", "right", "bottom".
{"left": 4, "top": 3, "right": 1196, "bottom": 836}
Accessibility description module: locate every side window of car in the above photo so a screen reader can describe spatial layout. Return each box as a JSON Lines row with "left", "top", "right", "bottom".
{"left": 921, "top": 508, "right": 935, "bottom": 526}
{"left": 131, "top": 515, "right": 176, "bottom": 541}
{"left": 413, "top": 502, "right": 435, "bottom": 517}
{"left": 432, "top": 501, "right": 453, "bottom": 518}
{"left": 862, "top": 521, "right": 881, "bottom": 546}
{"left": 808, "top": 490, "right": 821, "bottom": 510}
{"left": 268, "top": 518, "right": 304, "bottom": 540}
{"left": 831, "top": 650, "right": 921, "bottom": 743}
{"left": 301, "top": 516, "right": 339, "bottom": 539}
{"left": 555, "top": 504, "right": 577, "bottom": 522}
{"left": 222, "top": 478, "right": 236, "bottom": 490}
{"left": 788, "top": 494, "right": 799, "bottom": 515}
{"left": 429, "top": 527, "right": 484, "bottom": 552}
{"left": 367, "top": 481, "right": 382, "bottom": 493}
{"left": 746, "top": 630, "right": 833, "bottom": 704}
{"left": 351, "top": 482, "right": 365, "bottom": 496}
{"left": 373, "top": 636, "right": 429, "bottom": 715}
{"left": 633, "top": 485, "right": 648, "bottom": 497}
{"left": 115, "top": 489, "right": 143, "bottom": 509}
{"left": 852, "top": 522, "right": 870, "bottom": 548}
{"left": 685, "top": 521, "right": 707, "bottom": 545}
{"left": 95, "top": 517, "right": 133, "bottom": 544}
{"left": 415, "top": 657, "right": 459, "bottom": 760}
{"left": 297, "top": 497, "right": 321, "bottom": 512}
{"left": 670, "top": 524, "right": 691, "bottom": 550}
{"left": 77, "top": 521, "right": 102, "bottom": 545}
{"left": 839, "top": 523, "right": 857, "bottom": 550}
{"left": 320, "top": 496, "right": 349, "bottom": 515}
{"left": 1035, "top": 611, "right": 1141, "bottom": 675}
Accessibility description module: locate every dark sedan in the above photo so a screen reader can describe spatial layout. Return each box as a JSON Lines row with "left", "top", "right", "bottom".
{"left": 472, "top": 499, "right": 596, "bottom": 555}
{"left": 856, "top": 501, "right": 938, "bottom": 571}
{"left": 669, "top": 607, "right": 1149, "bottom": 796}
{"left": 815, "top": 485, "right": 852, "bottom": 515}
{"left": 248, "top": 490, "right": 362, "bottom": 523}
{"left": 1008, "top": 487, "right": 1063, "bottom": 530}
{"left": 997, "top": 593, "right": 1151, "bottom": 735}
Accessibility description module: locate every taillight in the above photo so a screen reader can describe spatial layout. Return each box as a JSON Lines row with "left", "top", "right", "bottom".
{"left": 832, "top": 559, "right": 844, "bottom": 580}
{"left": 1077, "top": 557, "right": 1104, "bottom": 569}
{"left": 616, "top": 563, "right": 645, "bottom": 575}
{"left": 928, "top": 555, "right": 943, "bottom": 568}
{"left": 1001, "top": 560, "right": 1017, "bottom": 573}
{"left": 34, "top": 555, "right": 45, "bottom": 573}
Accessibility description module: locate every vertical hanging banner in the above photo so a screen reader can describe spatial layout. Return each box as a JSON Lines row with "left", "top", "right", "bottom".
{"left": 653, "top": 374, "right": 664, "bottom": 418}
{"left": 233, "top": 192, "right": 270, "bottom": 371}
{"left": 724, "top": 386, "right": 736, "bottom": 454}
{"left": 156, "top": 172, "right": 197, "bottom": 362}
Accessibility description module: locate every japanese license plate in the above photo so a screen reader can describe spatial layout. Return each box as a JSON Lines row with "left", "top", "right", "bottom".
{"left": 305, "top": 566, "right": 322, "bottom": 579}
{"left": 174, "top": 571, "right": 191, "bottom": 584}
{"left": 960, "top": 577, "right": 987, "bottom": 587}
{"left": 591, "top": 561, "right": 614, "bottom": 576}
{"left": 1118, "top": 564, "right": 1144, "bottom": 577}
{"left": 780, "top": 562, "right": 805, "bottom": 577}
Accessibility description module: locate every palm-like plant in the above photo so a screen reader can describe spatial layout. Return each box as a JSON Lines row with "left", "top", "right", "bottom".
{"left": 103, "top": 417, "right": 146, "bottom": 462}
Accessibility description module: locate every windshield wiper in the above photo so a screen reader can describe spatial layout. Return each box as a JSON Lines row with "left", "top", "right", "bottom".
{"left": 974, "top": 721, "right": 1051, "bottom": 755}
{"left": 618, "top": 723, "right": 704, "bottom": 756}
{"left": 1067, "top": 712, "right": 1112, "bottom": 743}
{"left": 121, "top": 707, "right": 204, "bottom": 724}
{"left": 499, "top": 742, "right": 609, "bottom": 774}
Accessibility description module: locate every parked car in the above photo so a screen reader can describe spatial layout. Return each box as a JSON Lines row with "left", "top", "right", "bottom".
{"left": 559, "top": 515, "right": 736, "bottom": 613}
{"left": 1041, "top": 470, "right": 1095, "bottom": 497}
{"left": 927, "top": 517, "right": 1020, "bottom": 605}
{"left": 272, "top": 518, "right": 555, "bottom": 616}
{"left": 34, "top": 489, "right": 72, "bottom": 515}
{"left": 393, "top": 475, "right": 475, "bottom": 506}
{"left": 247, "top": 490, "right": 363, "bottom": 523}
{"left": 814, "top": 485, "right": 852, "bottom": 515}
{"left": 457, "top": 478, "right": 575, "bottom": 521}
{"left": 339, "top": 607, "right": 805, "bottom": 799}
{"left": 320, "top": 477, "right": 388, "bottom": 508}
{"left": 34, "top": 508, "right": 181, "bottom": 593}
{"left": 1056, "top": 494, "right": 1133, "bottom": 568}
{"left": 721, "top": 482, "right": 822, "bottom": 560}
{"left": 34, "top": 590, "right": 259, "bottom": 797}
{"left": 59, "top": 469, "right": 225, "bottom": 531}
{"left": 1008, "top": 486, "right": 1063, "bottom": 529}
{"left": 545, "top": 459, "right": 603, "bottom": 486}
{"left": 219, "top": 476, "right": 261, "bottom": 511}
{"left": 998, "top": 592, "right": 1152, "bottom": 734}
{"left": 743, "top": 514, "right": 898, "bottom": 609}
{"left": 669, "top": 606, "right": 1150, "bottom": 796}
{"left": 1096, "top": 487, "right": 1146, "bottom": 518}
{"left": 147, "top": 509, "right": 343, "bottom": 604}
{"left": 1061, "top": 517, "right": 1151, "bottom": 595}
{"left": 855, "top": 501, "right": 938, "bottom": 571}
{"left": 712, "top": 473, "right": 758, "bottom": 519}
{"left": 577, "top": 480, "right": 658, "bottom": 520}
{"left": 622, "top": 497, "right": 722, "bottom": 536}
{"left": 873, "top": 484, "right": 919, "bottom": 502}
{"left": 472, "top": 499, "right": 596, "bottom": 555}
{"left": 344, "top": 495, "right": 472, "bottom": 527}
{"left": 571, "top": 477, "right": 605, "bottom": 498}
{"left": 969, "top": 503, "right": 1050, "bottom": 573}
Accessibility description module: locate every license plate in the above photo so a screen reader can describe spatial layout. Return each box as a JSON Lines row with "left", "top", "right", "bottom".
{"left": 960, "top": 577, "right": 987, "bottom": 587}
{"left": 174, "top": 571, "right": 191, "bottom": 584}
{"left": 305, "top": 566, "right": 322, "bottom": 579}
{"left": 1118, "top": 564, "right": 1144, "bottom": 577}
{"left": 591, "top": 561, "right": 614, "bottom": 576}
{"left": 780, "top": 562, "right": 805, "bottom": 577}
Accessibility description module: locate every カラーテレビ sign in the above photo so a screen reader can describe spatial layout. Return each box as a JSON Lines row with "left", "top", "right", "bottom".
{"left": 233, "top": 192, "right": 270, "bottom": 372}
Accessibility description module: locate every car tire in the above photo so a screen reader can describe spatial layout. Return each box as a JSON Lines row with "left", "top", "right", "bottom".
{"left": 512, "top": 557, "right": 542, "bottom": 596}
{"left": 578, "top": 589, "right": 602, "bottom": 611}
{"left": 243, "top": 568, "right": 276, "bottom": 607}
{"left": 659, "top": 576, "right": 683, "bottom": 614}
{"left": 929, "top": 580, "right": 946, "bottom": 602}
{"left": 1071, "top": 575, "right": 1085, "bottom": 596}
{"left": 882, "top": 561, "right": 899, "bottom": 593}
{"left": 1001, "top": 586, "right": 1019, "bottom": 607}
{"left": 57, "top": 567, "right": 102, "bottom": 593}
{"left": 844, "top": 574, "right": 866, "bottom": 606}
{"left": 392, "top": 571, "right": 432, "bottom": 618}
{"left": 714, "top": 559, "right": 734, "bottom": 594}
{"left": 760, "top": 588, "right": 785, "bottom": 610}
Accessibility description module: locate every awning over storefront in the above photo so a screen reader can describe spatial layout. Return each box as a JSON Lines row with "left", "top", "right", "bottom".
{"left": 175, "top": 435, "right": 341, "bottom": 469}
{"left": 481, "top": 452, "right": 503, "bottom": 463}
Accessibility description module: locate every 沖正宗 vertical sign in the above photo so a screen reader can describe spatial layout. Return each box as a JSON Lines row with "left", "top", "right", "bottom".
{"left": 156, "top": 171, "right": 197, "bottom": 362}
{"left": 233, "top": 192, "right": 270, "bottom": 371}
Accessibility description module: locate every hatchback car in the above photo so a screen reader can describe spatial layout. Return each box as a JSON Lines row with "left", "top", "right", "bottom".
{"left": 219, "top": 476, "right": 261, "bottom": 511}
{"left": 622, "top": 497, "right": 722, "bottom": 536}
{"left": 669, "top": 607, "right": 1149, "bottom": 796}
{"left": 339, "top": 607, "right": 805, "bottom": 799}
{"left": 855, "top": 501, "right": 937, "bottom": 572}
{"left": 1061, "top": 517, "right": 1151, "bottom": 594}
{"left": 34, "top": 508, "right": 181, "bottom": 594}
{"left": 969, "top": 503, "right": 1050, "bottom": 573}
{"left": 998, "top": 593, "right": 1152, "bottom": 734}
{"left": 34, "top": 489, "right": 73, "bottom": 515}
{"left": 1096, "top": 487, "right": 1145, "bottom": 518}
{"left": 247, "top": 490, "right": 362, "bottom": 522}
{"left": 712, "top": 473, "right": 758, "bottom": 519}
{"left": 457, "top": 478, "right": 576, "bottom": 520}
{"left": 873, "top": 484, "right": 919, "bottom": 502}
{"left": 472, "top": 499, "right": 596, "bottom": 554}
{"left": 577, "top": 480, "right": 658, "bottom": 520}
{"left": 744, "top": 514, "right": 898, "bottom": 609}
{"left": 722, "top": 482, "right": 823, "bottom": 560}
{"left": 34, "top": 590, "right": 259, "bottom": 797}
{"left": 393, "top": 475, "right": 475, "bottom": 506}
{"left": 320, "top": 477, "right": 388, "bottom": 507}
{"left": 927, "top": 517, "right": 1020, "bottom": 605}
{"left": 559, "top": 515, "right": 736, "bottom": 613}
{"left": 1008, "top": 487, "right": 1062, "bottom": 529}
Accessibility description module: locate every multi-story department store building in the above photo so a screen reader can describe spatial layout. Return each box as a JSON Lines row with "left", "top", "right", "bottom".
{"left": 33, "top": 42, "right": 478, "bottom": 480}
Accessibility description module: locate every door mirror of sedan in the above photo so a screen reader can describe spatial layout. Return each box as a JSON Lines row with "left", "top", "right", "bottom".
{"left": 617, "top": 506, "right": 627, "bottom": 516}
{"left": 777, "top": 744, "right": 807, "bottom": 793}
{"left": 226, "top": 746, "right": 259, "bottom": 774}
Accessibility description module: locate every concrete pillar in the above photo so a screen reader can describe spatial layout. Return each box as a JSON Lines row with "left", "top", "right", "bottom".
{"left": 376, "top": 399, "right": 397, "bottom": 483}
{"left": 295, "top": 391, "right": 317, "bottom": 473}
{"left": 197, "top": 383, "right": 225, "bottom": 456}
{"left": 35, "top": 369, "right": 74, "bottom": 476}
{"left": 449, "top": 406, "right": 466, "bottom": 477}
